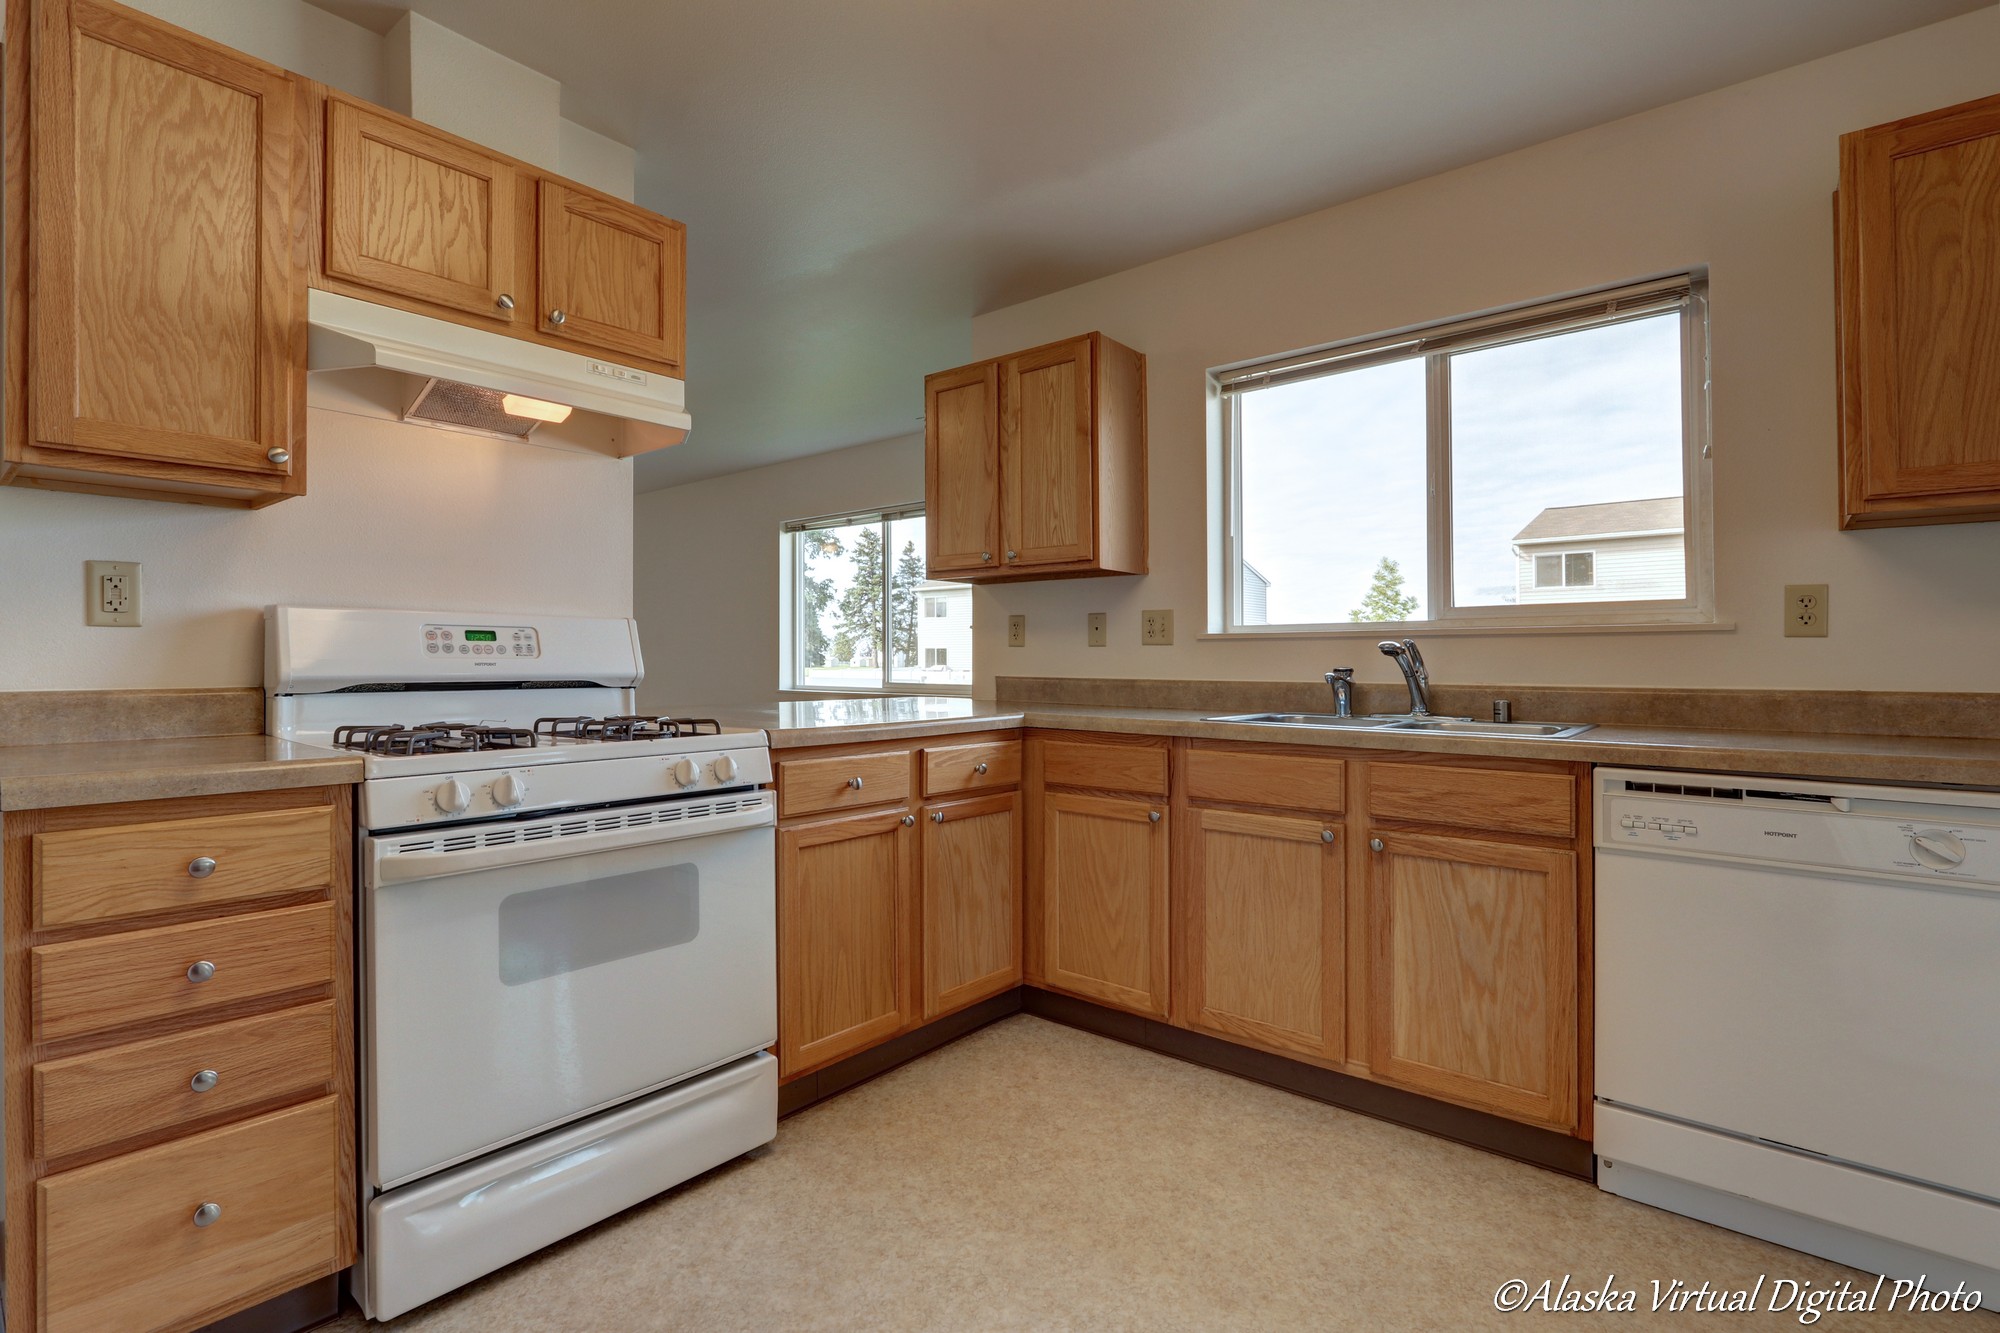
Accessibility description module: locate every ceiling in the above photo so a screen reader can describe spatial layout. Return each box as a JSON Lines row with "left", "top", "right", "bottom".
{"left": 312, "top": 0, "right": 1986, "bottom": 491}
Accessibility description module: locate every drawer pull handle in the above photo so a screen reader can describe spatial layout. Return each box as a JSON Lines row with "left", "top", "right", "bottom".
{"left": 186, "top": 960, "right": 216, "bottom": 984}
{"left": 1322, "top": 829, "right": 1335, "bottom": 843}
{"left": 973, "top": 762, "right": 988, "bottom": 775}
{"left": 847, "top": 777, "right": 864, "bottom": 790}
{"left": 1370, "top": 838, "right": 1385, "bottom": 853}
{"left": 190, "top": 1069, "right": 219, "bottom": 1093}
{"left": 1148, "top": 810, "right": 1161, "bottom": 823}
{"left": 187, "top": 856, "right": 217, "bottom": 879}
{"left": 901, "top": 815, "right": 915, "bottom": 827}
{"left": 193, "top": 1202, "right": 222, "bottom": 1228}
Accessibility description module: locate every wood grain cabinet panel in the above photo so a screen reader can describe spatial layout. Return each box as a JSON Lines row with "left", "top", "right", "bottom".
{"left": 924, "top": 362, "right": 1001, "bottom": 575}
{"left": 1001, "top": 336, "right": 1096, "bottom": 568}
{"left": 1040, "top": 791, "right": 1169, "bottom": 1017}
{"left": 1184, "top": 747, "right": 1345, "bottom": 814}
{"left": 1181, "top": 809, "right": 1343, "bottom": 1062}
{"left": 1840, "top": 92, "right": 2000, "bottom": 527}
{"left": 1367, "top": 831, "right": 1577, "bottom": 1129}
{"left": 778, "top": 810, "right": 916, "bottom": 1076}
{"left": 5, "top": 0, "right": 305, "bottom": 505}
{"left": 33, "top": 806, "right": 333, "bottom": 928}
{"left": 776, "top": 750, "right": 912, "bottom": 819}
{"left": 921, "top": 793, "right": 1022, "bottom": 1019}
{"left": 537, "top": 179, "right": 686, "bottom": 370}
{"left": 37, "top": 1096, "right": 342, "bottom": 1333}
{"left": 920, "top": 739, "right": 1021, "bottom": 797}
{"left": 1367, "top": 764, "right": 1573, "bottom": 838}
{"left": 1038, "top": 737, "right": 1168, "bottom": 797}
{"left": 323, "top": 98, "right": 520, "bottom": 322}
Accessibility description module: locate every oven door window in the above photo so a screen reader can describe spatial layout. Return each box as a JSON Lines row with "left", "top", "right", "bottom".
{"left": 497, "top": 864, "right": 700, "bottom": 986}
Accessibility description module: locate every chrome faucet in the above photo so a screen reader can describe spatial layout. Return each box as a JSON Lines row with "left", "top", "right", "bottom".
{"left": 1377, "top": 639, "right": 1433, "bottom": 717}
{"left": 1324, "top": 668, "right": 1354, "bottom": 717}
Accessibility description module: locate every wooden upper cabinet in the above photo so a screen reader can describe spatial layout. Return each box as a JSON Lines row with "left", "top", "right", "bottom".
{"left": 4, "top": 0, "right": 305, "bottom": 506}
{"left": 323, "top": 98, "right": 521, "bottom": 324}
{"left": 923, "top": 332, "right": 1147, "bottom": 581}
{"left": 538, "top": 180, "right": 686, "bottom": 371}
{"left": 1839, "top": 92, "right": 2000, "bottom": 527}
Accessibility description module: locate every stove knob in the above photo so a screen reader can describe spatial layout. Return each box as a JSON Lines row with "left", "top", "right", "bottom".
{"left": 713, "top": 754, "right": 739, "bottom": 784}
{"left": 434, "top": 778, "right": 471, "bottom": 815}
{"left": 493, "top": 773, "right": 528, "bottom": 808}
{"left": 1910, "top": 829, "right": 1967, "bottom": 869}
{"left": 671, "top": 757, "right": 701, "bottom": 788}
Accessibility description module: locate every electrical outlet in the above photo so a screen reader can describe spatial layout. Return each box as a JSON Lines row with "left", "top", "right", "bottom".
{"left": 84, "top": 560, "right": 141, "bottom": 627}
{"left": 1783, "top": 583, "right": 1828, "bottom": 638}
{"left": 1087, "top": 612, "right": 1107, "bottom": 647}
{"left": 1141, "top": 609, "right": 1174, "bottom": 646}
{"left": 1007, "top": 614, "right": 1027, "bottom": 648}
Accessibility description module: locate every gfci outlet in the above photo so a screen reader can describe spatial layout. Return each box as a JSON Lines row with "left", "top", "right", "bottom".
{"left": 1142, "top": 609, "right": 1174, "bottom": 645}
{"left": 1783, "top": 583, "right": 1829, "bottom": 638}
{"left": 1007, "top": 614, "right": 1027, "bottom": 648}
{"left": 1087, "top": 612, "right": 1108, "bottom": 647}
{"left": 84, "top": 560, "right": 141, "bottom": 627}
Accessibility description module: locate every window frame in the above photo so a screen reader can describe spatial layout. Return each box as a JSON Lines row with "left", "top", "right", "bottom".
{"left": 1213, "top": 274, "right": 1713, "bottom": 635}
{"left": 779, "top": 503, "right": 973, "bottom": 697}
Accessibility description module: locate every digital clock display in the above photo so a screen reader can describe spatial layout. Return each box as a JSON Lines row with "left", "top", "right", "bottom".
{"left": 463, "top": 630, "right": 498, "bottom": 642}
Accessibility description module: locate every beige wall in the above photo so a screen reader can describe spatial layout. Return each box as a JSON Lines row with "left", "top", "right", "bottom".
{"left": 632, "top": 434, "right": 925, "bottom": 710}
{"left": 965, "top": 8, "right": 2000, "bottom": 698}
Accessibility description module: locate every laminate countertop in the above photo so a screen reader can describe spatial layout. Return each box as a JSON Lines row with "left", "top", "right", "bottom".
{"left": 0, "top": 735, "right": 361, "bottom": 811}
{"left": 706, "top": 697, "right": 2000, "bottom": 788}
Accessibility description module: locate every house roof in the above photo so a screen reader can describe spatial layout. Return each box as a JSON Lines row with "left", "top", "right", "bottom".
{"left": 1514, "top": 497, "right": 1683, "bottom": 543}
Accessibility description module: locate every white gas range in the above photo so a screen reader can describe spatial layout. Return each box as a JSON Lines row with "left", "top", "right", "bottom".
{"left": 266, "top": 606, "right": 778, "bottom": 1322}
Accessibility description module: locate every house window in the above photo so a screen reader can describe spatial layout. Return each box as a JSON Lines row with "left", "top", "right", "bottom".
{"left": 1216, "top": 275, "right": 1710, "bottom": 629}
{"left": 783, "top": 507, "right": 972, "bottom": 693}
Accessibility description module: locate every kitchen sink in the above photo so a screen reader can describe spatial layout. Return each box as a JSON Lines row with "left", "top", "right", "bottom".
{"left": 1206, "top": 712, "right": 1593, "bottom": 739}
{"left": 1205, "top": 713, "right": 1412, "bottom": 729}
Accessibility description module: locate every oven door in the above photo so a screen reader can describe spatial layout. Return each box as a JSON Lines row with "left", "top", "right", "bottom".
{"left": 363, "top": 796, "right": 776, "bottom": 1191}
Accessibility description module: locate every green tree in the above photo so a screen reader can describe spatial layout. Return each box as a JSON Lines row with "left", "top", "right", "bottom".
{"left": 834, "top": 525, "right": 886, "bottom": 665}
{"left": 1350, "top": 557, "right": 1419, "bottom": 622}
{"left": 799, "top": 529, "right": 843, "bottom": 667}
{"left": 890, "top": 541, "right": 925, "bottom": 668}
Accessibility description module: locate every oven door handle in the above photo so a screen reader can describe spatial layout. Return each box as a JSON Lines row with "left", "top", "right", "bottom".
{"left": 369, "top": 799, "right": 775, "bottom": 887}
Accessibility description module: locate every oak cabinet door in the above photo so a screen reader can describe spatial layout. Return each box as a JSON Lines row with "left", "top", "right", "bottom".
{"left": 323, "top": 98, "right": 521, "bottom": 323}
{"left": 22, "top": 0, "right": 302, "bottom": 488}
{"left": 1040, "top": 790, "right": 1168, "bottom": 1017}
{"left": 1000, "top": 336, "right": 1096, "bottom": 568}
{"left": 1183, "top": 809, "right": 1343, "bottom": 1062}
{"left": 1367, "top": 830, "right": 1577, "bottom": 1129}
{"left": 537, "top": 179, "right": 685, "bottom": 369}
{"left": 779, "top": 810, "right": 915, "bottom": 1076}
{"left": 921, "top": 792, "right": 1022, "bottom": 1018}
{"left": 924, "top": 361, "right": 1001, "bottom": 575}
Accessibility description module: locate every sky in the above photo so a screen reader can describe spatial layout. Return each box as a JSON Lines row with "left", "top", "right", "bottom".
{"left": 1237, "top": 311, "right": 1687, "bottom": 624}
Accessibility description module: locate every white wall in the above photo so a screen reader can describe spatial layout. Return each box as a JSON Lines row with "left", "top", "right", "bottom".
{"left": 0, "top": 0, "right": 635, "bottom": 693}
{"left": 963, "top": 8, "right": 2000, "bottom": 697}
{"left": 632, "top": 433, "right": 924, "bottom": 709}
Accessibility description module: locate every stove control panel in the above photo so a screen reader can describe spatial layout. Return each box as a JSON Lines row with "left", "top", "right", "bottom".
{"left": 364, "top": 747, "right": 775, "bottom": 831}
{"left": 424, "top": 623, "right": 541, "bottom": 659}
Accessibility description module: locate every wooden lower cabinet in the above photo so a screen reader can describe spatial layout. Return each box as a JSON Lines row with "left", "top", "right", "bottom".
{"left": 1180, "top": 809, "right": 1344, "bottom": 1062}
{"left": 778, "top": 809, "right": 917, "bottom": 1076}
{"left": 921, "top": 792, "right": 1022, "bottom": 1019}
{"left": 1366, "top": 829, "right": 1578, "bottom": 1130}
{"left": 1038, "top": 790, "right": 1170, "bottom": 1018}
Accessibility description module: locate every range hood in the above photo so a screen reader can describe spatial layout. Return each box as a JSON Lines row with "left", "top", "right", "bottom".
{"left": 306, "top": 289, "right": 690, "bottom": 456}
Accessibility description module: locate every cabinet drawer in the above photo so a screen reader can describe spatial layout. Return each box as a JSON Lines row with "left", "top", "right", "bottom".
{"left": 34, "top": 806, "right": 333, "bottom": 929}
{"left": 1368, "top": 765, "right": 1574, "bottom": 838}
{"left": 1038, "top": 737, "right": 1168, "bottom": 796}
{"left": 922, "top": 739, "right": 1022, "bottom": 796}
{"left": 776, "top": 750, "right": 912, "bottom": 819}
{"left": 33, "top": 903, "right": 335, "bottom": 1044}
{"left": 37, "top": 1097, "right": 341, "bottom": 1333}
{"left": 1185, "top": 747, "right": 1345, "bottom": 813}
{"left": 34, "top": 1002, "right": 336, "bottom": 1160}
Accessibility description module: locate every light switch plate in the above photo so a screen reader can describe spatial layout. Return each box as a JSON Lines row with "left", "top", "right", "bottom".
{"left": 1007, "top": 614, "right": 1027, "bottom": 648}
{"left": 1142, "top": 609, "right": 1174, "bottom": 645}
{"left": 1783, "top": 584, "right": 1828, "bottom": 638}
{"left": 1087, "top": 612, "right": 1107, "bottom": 647}
{"left": 84, "top": 560, "right": 141, "bottom": 627}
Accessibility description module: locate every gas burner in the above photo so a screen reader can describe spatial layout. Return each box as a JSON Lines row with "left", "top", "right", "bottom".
{"left": 333, "top": 724, "right": 457, "bottom": 756}
{"left": 414, "top": 723, "right": 539, "bottom": 752}
{"left": 530, "top": 714, "right": 724, "bottom": 742}
{"left": 659, "top": 717, "right": 722, "bottom": 737}
{"left": 533, "top": 716, "right": 598, "bottom": 741}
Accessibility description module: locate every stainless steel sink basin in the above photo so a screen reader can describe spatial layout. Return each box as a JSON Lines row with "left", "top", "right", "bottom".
{"left": 1205, "top": 713, "right": 1411, "bottom": 729}
{"left": 1206, "top": 712, "right": 1593, "bottom": 739}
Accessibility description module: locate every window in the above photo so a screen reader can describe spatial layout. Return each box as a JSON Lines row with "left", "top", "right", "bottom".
{"left": 1217, "top": 276, "right": 1710, "bottom": 630}
{"left": 784, "top": 506, "right": 972, "bottom": 693}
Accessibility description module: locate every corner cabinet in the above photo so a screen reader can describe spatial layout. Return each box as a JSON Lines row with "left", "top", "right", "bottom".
{"left": 924, "top": 333, "right": 1147, "bottom": 581}
{"left": 4, "top": 0, "right": 307, "bottom": 506}
{"left": 1838, "top": 91, "right": 2000, "bottom": 528}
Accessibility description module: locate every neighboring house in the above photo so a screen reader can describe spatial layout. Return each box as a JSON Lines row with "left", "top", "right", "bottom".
{"left": 915, "top": 580, "right": 974, "bottom": 684}
{"left": 1241, "top": 562, "right": 1271, "bottom": 625}
{"left": 1512, "top": 497, "right": 1685, "bottom": 604}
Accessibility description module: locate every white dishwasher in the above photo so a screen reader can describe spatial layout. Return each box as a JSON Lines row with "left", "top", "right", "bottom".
{"left": 1593, "top": 768, "right": 2000, "bottom": 1288}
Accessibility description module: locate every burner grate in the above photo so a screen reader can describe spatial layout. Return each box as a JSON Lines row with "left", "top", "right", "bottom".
{"left": 530, "top": 715, "right": 725, "bottom": 742}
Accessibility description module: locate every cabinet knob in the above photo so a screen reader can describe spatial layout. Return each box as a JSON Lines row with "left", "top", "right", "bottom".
{"left": 973, "top": 762, "right": 988, "bottom": 775}
{"left": 190, "top": 1068, "right": 219, "bottom": 1094}
{"left": 265, "top": 447, "right": 290, "bottom": 465}
{"left": 186, "top": 960, "right": 216, "bottom": 983}
{"left": 1006, "top": 550, "right": 1018, "bottom": 561}
{"left": 1321, "top": 829, "right": 1335, "bottom": 844}
{"left": 1370, "top": 838, "right": 1385, "bottom": 853}
{"left": 187, "top": 856, "right": 217, "bottom": 879}
{"left": 901, "top": 815, "right": 915, "bottom": 827}
{"left": 931, "top": 811, "right": 945, "bottom": 824}
{"left": 1148, "top": 810, "right": 1162, "bottom": 823}
{"left": 981, "top": 551, "right": 992, "bottom": 562}
{"left": 549, "top": 308, "right": 567, "bottom": 325}
{"left": 192, "top": 1202, "right": 222, "bottom": 1228}
{"left": 847, "top": 776, "right": 864, "bottom": 790}
{"left": 496, "top": 293, "right": 516, "bottom": 311}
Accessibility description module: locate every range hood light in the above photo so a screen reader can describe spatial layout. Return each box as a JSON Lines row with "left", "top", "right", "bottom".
{"left": 501, "top": 393, "right": 574, "bottom": 424}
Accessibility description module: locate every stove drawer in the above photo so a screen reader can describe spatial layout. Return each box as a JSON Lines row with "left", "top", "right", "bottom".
{"left": 777, "top": 750, "right": 912, "bottom": 818}
{"left": 37, "top": 1096, "right": 342, "bottom": 1333}
{"left": 922, "top": 739, "right": 1021, "bottom": 796}
{"left": 34, "top": 805, "right": 334, "bottom": 929}
{"left": 34, "top": 1001, "right": 337, "bottom": 1160}
{"left": 33, "top": 903, "right": 335, "bottom": 1044}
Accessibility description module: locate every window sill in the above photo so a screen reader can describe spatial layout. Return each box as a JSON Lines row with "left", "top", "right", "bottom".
{"left": 779, "top": 685, "right": 975, "bottom": 699}
{"left": 1203, "top": 619, "right": 1735, "bottom": 641}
